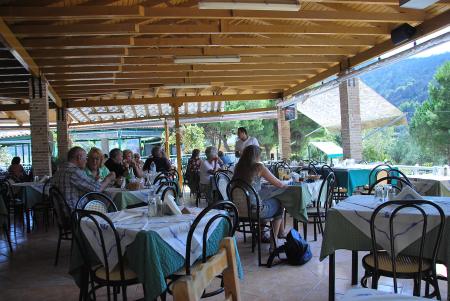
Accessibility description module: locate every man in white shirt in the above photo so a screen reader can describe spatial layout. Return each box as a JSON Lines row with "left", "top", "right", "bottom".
{"left": 199, "top": 146, "right": 222, "bottom": 204}
{"left": 234, "top": 127, "right": 260, "bottom": 158}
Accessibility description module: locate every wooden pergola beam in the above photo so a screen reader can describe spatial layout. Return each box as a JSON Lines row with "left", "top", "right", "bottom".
{"left": 66, "top": 93, "right": 281, "bottom": 108}
{"left": 0, "top": 6, "right": 424, "bottom": 22}
{"left": 284, "top": 9, "right": 450, "bottom": 97}
{"left": 12, "top": 23, "right": 389, "bottom": 37}
{"left": 0, "top": 17, "right": 62, "bottom": 107}
{"left": 70, "top": 107, "right": 277, "bottom": 127}
{"left": 0, "top": 103, "right": 29, "bottom": 111}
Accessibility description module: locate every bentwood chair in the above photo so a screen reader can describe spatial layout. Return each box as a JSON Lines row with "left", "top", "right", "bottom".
{"left": 301, "top": 172, "right": 336, "bottom": 241}
{"left": 214, "top": 171, "right": 231, "bottom": 201}
{"left": 171, "top": 237, "right": 241, "bottom": 301}
{"left": 321, "top": 165, "right": 348, "bottom": 202}
{"left": 368, "top": 176, "right": 414, "bottom": 195}
{"left": 1, "top": 180, "right": 25, "bottom": 234}
{"left": 368, "top": 163, "right": 393, "bottom": 188}
{"left": 76, "top": 192, "right": 118, "bottom": 214}
{"left": 73, "top": 210, "right": 141, "bottom": 301}
{"left": 227, "top": 179, "right": 276, "bottom": 266}
{"left": 0, "top": 183, "right": 13, "bottom": 252}
{"left": 166, "top": 200, "right": 239, "bottom": 298}
{"left": 361, "top": 200, "right": 445, "bottom": 299}
{"left": 49, "top": 186, "right": 72, "bottom": 266}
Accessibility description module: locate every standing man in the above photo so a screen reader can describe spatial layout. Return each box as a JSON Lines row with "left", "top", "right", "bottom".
{"left": 234, "top": 127, "right": 259, "bottom": 158}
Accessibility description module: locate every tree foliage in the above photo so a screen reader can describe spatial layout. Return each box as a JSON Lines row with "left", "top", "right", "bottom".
{"left": 162, "top": 124, "right": 206, "bottom": 154}
{"left": 410, "top": 61, "right": 450, "bottom": 164}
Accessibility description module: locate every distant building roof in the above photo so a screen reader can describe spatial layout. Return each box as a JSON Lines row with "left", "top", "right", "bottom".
{"left": 309, "top": 141, "right": 343, "bottom": 158}
{"left": 297, "top": 79, "right": 407, "bottom": 131}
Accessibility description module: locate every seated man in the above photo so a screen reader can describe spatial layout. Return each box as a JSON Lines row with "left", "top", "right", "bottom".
{"left": 218, "top": 151, "right": 232, "bottom": 167}
{"left": 104, "top": 148, "right": 127, "bottom": 178}
{"left": 52, "top": 146, "right": 116, "bottom": 209}
{"left": 143, "top": 145, "right": 172, "bottom": 173}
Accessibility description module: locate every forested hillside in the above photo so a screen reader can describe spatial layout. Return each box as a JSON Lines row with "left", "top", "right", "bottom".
{"left": 361, "top": 52, "right": 450, "bottom": 109}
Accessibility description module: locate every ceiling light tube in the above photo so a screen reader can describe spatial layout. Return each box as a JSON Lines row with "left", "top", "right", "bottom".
{"left": 174, "top": 56, "right": 241, "bottom": 64}
{"left": 198, "top": 1, "right": 300, "bottom": 11}
{"left": 163, "top": 84, "right": 211, "bottom": 89}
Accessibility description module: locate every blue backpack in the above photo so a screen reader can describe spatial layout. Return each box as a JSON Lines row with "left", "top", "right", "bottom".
{"left": 285, "top": 229, "right": 312, "bottom": 265}
{"left": 266, "top": 229, "right": 312, "bottom": 267}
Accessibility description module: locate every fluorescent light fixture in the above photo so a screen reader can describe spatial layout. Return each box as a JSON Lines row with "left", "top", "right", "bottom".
{"left": 399, "top": 0, "right": 439, "bottom": 9}
{"left": 174, "top": 56, "right": 241, "bottom": 64}
{"left": 163, "top": 84, "right": 211, "bottom": 89}
{"left": 198, "top": 1, "right": 300, "bottom": 11}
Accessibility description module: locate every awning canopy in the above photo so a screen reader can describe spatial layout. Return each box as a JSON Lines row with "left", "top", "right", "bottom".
{"left": 297, "top": 79, "right": 407, "bottom": 131}
{"left": 309, "top": 141, "right": 343, "bottom": 158}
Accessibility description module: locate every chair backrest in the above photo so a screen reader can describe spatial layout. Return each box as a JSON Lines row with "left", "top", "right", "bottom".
{"left": 41, "top": 176, "right": 53, "bottom": 203}
{"left": 161, "top": 186, "right": 178, "bottom": 204}
{"left": 387, "top": 169, "right": 411, "bottom": 185}
{"left": 369, "top": 200, "right": 445, "bottom": 293}
{"left": 49, "top": 186, "right": 72, "bottom": 230}
{"left": 153, "top": 172, "right": 170, "bottom": 185}
{"left": 0, "top": 181, "right": 11, "bottom": 215}
{"left": 316, "top": 172, "right": 336, "bottom": 211}
{"left": 172, "top": 237, "right": 241, "bottom": 301}
{"left": 368, "top": 163, "right": 392, "bottom": 187}
{"left": 76, "top": 192, "right": 118, "bottom": 214}
{"left": 214, "top": 171, "right": 231, "bottom": 201}
{"left": 156, "top": 179, "right": 180, "bottom": 196}
{"left": 185, "top": 200, "right": 239, "bottom": 275}
{"left": 74, "top": 209, "right": 128, "bottom": 283}
{"left": 226, "top": 179, "right": 260, "bottom": 220}
{"left": 274, "top": 161, "right": 291, "bottom": 179}
{"left": 368, "top": 176, "right": 413, "bottom": 194}
{"left": 308, "top": 162, "right": 320, "bottom": 175}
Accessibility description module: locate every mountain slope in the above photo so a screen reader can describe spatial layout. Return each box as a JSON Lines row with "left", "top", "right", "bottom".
{"left": 361, "top": 52, "right": 450, "bottom": 108}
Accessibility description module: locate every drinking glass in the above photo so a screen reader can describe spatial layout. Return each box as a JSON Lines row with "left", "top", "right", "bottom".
{"left": 374, "top": 185, "right": 383, "bottom": 201}
{"left": 382, "top": 184, "right": 392, "bottom": 202}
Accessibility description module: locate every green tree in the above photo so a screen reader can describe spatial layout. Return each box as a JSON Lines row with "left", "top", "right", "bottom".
{"left": 410, "top": 61, "right": 450, "bottom": 164}
{"left": 0, "top": 146, "right": 12, "bottom": 167}
{"left": 162, "top": 124, "right": 206, "bottom": 154}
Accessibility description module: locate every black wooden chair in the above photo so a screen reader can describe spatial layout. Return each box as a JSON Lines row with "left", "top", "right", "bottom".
{"left": 227, "top": 179, "right": 276, "bottom": 266}
{"left": 321, "top": 164, "right": 348, "bottom": 202}
{"left": 1, "top": 179, "right": 25, "bottom": 234}
{"left": 368, "top": 176, "right": 414, "bottom": 195}
{"left": 166, "top": 200, "right": 239, "bottom": 298}
{"left": 73, "top": 209, "right": 141, "bottom": 301}
{"left": 0, "top": 182, "right": 13, "bottom": 252}
{"left": 76, "top": 192, "right": 118, "bottom": 213}
{"left": 214, "top": 171, "right": 231, "bottom": 201}
{"left": 368, "top": 163, "right": 393, "bottom": 188}
{"left": 301, "top": 172, "right": 336, "bottom": 241}
{"left": 32, "top": 176, "right": 53, "bottom": 231}
{"left": 49, "top": 186, "right": 72, "bottom": 266}
{"left": 361, "top": 200, "right": 445, "bottom": 299}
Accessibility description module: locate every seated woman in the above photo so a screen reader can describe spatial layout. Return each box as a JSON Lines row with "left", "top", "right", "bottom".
{"left": 8, "top": 156, "right": 26, "bottom": 182}
{"left": 187, "top": 149, "right": 202, "bottom": 192}
{"left": 199, "top": 146, "right": 222, "bottom": 204}
{"left": 123, "top": 149, "right": 143, "bottom": 178}
{"left": 231, "top": 145, "right": 286, "bottom": 245}
{"left": 85, "top": 147, "right": 111, "bottom": 181}
{"left": 143, "top": 146, "right": 172, "bottom": 173}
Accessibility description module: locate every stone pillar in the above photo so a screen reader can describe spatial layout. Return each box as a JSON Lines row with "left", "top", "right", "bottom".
{"left": 339, "top": 77, "right": 363, "bottom": 160}
{"left": 277, "top": 107, "right": 292, "bottom": 160}
{"left": 56, "top": 107, "right": 69, "bottom": 161}
{"left": 29, "top": 77, "right": 52, "bottom": 177}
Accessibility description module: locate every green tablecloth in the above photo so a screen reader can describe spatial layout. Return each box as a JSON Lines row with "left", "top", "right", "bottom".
{"left": 409, "top": 176, "right": 450, "bottom": 197}
{"left": 334, "top": 168, "right": 371, "bottom": 196}
{"left": 320, "top": 196, "right": 450, "bottom": 298}
{"left": 12, "top": 183, "right": 43, "bottom": 209}
{"left": 110, "top": 190, "right": 147, "bottom": 210}
{"left": 69, "top": 219, "right": 243, "bottom": 300}
{"left": 272, "top": 183, "right": 323, "bottom": 223}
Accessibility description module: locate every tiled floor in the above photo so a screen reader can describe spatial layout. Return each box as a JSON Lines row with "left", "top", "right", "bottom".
{"left": 0, "top": 211, "right": 447, "bottom": 301}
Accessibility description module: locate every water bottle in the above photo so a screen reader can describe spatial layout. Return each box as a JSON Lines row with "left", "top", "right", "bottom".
{"left": 156, "top": 197, "right": 164, "bottom": 217}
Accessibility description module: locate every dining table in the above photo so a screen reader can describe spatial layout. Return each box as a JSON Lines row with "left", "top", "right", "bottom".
{"left": 104, "top": 187, "right": 154, "bottom": 210}
{"left": 321, "top": 195, "right": 450, "bottom": 301}
{"left": 409, "top": 174, "right": 450, "bottom": 197}
{"left": 69, "top": 206, "right": 243, "bottom": 301}
{"left": 11, "top": 181, "right": 45, "bottom": 232}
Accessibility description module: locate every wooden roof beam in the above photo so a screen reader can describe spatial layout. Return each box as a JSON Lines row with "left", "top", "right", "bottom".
{"left": 0, "top": 6, "right": 424, "bottom": 22}
{"left": 0, "top": 17, "right": 62, "bottom": 107}
{"left": 66, "top": 93, "right": 281, "bottom": 108}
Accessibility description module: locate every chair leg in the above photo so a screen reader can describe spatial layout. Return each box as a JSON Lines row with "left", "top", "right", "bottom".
{"left": 257, "top": 221, "right": 262, "bottom": 266}
{"left": 303, "top": 222, "right": 307, "bottom": 241}
{"left": 313, "top": 218, "right": 317, "bottom": 241}
{"left": 54, "top": 231, "right": 62, "bottom": 266}
{"left": 3, "top": 225, "right": 12, "bottom": 252}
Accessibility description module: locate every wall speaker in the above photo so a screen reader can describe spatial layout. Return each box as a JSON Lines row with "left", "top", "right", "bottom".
{"left": 391, "top": 23, "right": 416, "bottom": 45}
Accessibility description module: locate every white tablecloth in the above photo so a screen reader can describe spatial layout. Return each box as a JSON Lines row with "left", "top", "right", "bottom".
{"left": 342, "top": 288, "right": 427, "bottom": 301}
{"left": 336, "top": 195, "right": 450, "bottom": 256}
{"left": 80, "top": 207, "right": 222, "bottom": 270}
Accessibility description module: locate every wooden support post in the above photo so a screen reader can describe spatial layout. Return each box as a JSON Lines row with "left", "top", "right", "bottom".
{"left": 172, "top": 105, "right": 183, "bottom": 188}
{"left": 164, "top": 119, "right": 170, "bottom": 157}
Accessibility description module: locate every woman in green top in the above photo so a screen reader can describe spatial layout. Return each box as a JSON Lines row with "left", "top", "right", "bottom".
{"left": 85, "top": 147, "right": 110, "bottom": 181}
